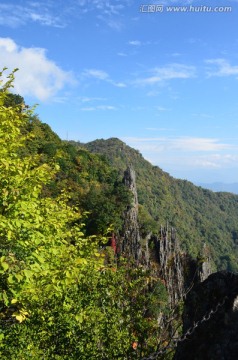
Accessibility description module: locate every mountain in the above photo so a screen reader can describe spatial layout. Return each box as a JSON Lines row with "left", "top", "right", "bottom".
{"left": 80, "top": 137, "right": 238, "bottom": 272}
{"left": 23, "top": 123, "right": 238, "bottom": 272}
{"left": 197, "top": 182, "right": 238, "bottom": 195}
{"left": 21, "top": 120, "right": 132, "bottom": 237}
{"left": 4, "top": 80, "right": 236, "bottom": 360}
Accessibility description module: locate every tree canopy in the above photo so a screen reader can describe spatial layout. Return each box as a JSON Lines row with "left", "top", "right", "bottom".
{"left": 0, "top": 70, "right": 169, "bottom": 359}
{"left": 84, "top": 138, "right": 238, "bottom": 272}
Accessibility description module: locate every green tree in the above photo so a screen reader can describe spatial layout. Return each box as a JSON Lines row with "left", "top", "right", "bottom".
{"left": 0, "top": 70, "right": 169, "bottom": 359}
{"left": 0, "top": 70, "right": 107, "bottom": 357}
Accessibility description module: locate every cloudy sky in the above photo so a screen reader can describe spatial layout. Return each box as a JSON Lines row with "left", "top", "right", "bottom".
{"left": 0, "top": 0, "right": 238, "bottom": 184}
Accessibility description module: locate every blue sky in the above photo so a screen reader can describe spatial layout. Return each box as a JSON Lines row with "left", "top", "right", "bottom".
{"left": 0, "top": 0, "right": 238, "bottom": 184}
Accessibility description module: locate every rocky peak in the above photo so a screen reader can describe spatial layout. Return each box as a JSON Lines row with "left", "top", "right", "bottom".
{"left": 197, "top": 244, "right": 212, "bottom": 282}
{"left": 123, "top": 166, "right": 138, "bottom": 207}
{"left": 119, "top": 166, "right": 141, "bottom": 261}
{"left": 120, "top": 167, "right": 212, "bottom": 307}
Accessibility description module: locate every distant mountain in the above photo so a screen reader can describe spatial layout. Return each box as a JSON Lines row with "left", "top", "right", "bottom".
{"left": 82, "top": 137, "right": 238, "bottom": 272}
{"left": 196, "top": 182, "right": 238, "bottom": 195}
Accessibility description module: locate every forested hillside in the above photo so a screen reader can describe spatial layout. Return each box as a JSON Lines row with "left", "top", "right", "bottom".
{"left": 7, "top": 95, "right": 237, "bottom": 272}
{"left": 18, "top": 115, "right": 132, "bottom": 237}
{"left": 82, "top": 138, "right": 238, "bottom": 272}
{"left": 0, "top": 72, "right": 171, "bottom": 359}
{"left": 15, "top": 114, "right": 238, "bottom": 272}
{"left": 1, "top": 70, "right": 238, "bottom": 359}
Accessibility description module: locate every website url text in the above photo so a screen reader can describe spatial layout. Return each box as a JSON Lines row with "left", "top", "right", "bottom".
{"left": 139, "top": 4, "right": 232, "bottom": 13}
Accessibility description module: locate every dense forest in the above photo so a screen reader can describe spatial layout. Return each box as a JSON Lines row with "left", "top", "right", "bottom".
{"left": 82, "top": 138, "right": 238, "bottom": 272}
{"left": 1, "top": 70, "right": 238, "bottom": 359}
{"left": 0, "top": 71, "right": 171, "bottom": 359}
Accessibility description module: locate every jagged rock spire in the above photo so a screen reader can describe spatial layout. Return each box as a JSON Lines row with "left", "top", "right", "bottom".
{"left": 120, "top": 166, "right": 141, "bottom": 261}
{"left": 123, "top": 166, "right": 138, "bottom": 207}
{"left": 158, "top": 226, "right": 185, "bottom": 307}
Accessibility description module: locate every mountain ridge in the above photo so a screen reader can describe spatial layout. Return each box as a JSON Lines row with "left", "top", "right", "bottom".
{"left": 78, "top": 137, "right": 238, "bottom": 272}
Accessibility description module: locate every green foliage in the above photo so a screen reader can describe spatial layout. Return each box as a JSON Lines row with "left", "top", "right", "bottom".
{"left": 3, "top": 93, "right": 25, "bottom": 108}
{"left": 0, "top": 68, "right": 101, "bottom": 340}
{"left": 20, "top": 118, "right": 131, "bottom": 235}
{"left": 83, "top": 138, "right": 238, "bottom": 272}
{"left": 0, "top": 70, "right": 170, "bottom": 359}
{"left": 138, "top": 205, "right": 158, "bottom": 237}
{"left": 1, "top": 262, "right": 168, "bottom": 359}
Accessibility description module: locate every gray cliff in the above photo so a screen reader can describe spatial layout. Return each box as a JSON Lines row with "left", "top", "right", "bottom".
{"left": 120, "top": 166, "right": 141, "bottom": 261}
{"left": 118, "top": 166, "right": 238, "bottom": 360}
{"left": 120, "top": 166, "right": 211, "bottom": 308}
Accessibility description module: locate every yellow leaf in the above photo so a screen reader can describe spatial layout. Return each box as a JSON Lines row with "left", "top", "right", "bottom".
{"left": 15, "top": 314, "right": 24, "bottom": 323}
{"left": 13, "top": 309, "right": 29, "bottom": 323}
{"left": 1, "top": 261, "right": 9, "bottom": 271}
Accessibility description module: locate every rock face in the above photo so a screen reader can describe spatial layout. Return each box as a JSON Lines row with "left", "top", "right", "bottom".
{"left": 120, "top": 166, "right": 212, "bottom": 307}
{"left": 175, "top": 271, "right": 238, "bottom": 360}
{"left": 120, "top": 166, "right": 141, "bottom": 261}
{"left": 156, "top": 226, "right": 185, "bottom": 307}
{"left": 197, "top": 244, "right": 213, "bottom": 282}
{"left": 119, "top": 167, "right": 238, "bottom": 359}
{"left": 152, "top": 227, "right": 212, "bottom": 307}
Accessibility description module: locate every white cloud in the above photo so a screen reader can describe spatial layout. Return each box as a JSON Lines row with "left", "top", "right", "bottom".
{"left": 80, "top": 107, "right": 95, "bottom": 111}
{"left": 83, "top": 68, "right": 127, "bottom": 87}
{"left": 80, "top": 105, "right": 117, "bottom": 111}
{"left": 89, "top": 0, "right": 125, "bottom": 15}
{"left": 29, "top": 12, "right": 63, "bottom": 27}
{"left": 0, "top": 37, "right": 74, "bottom": 101}
{"left": 193, "top": 154, "right": 238, "bottom": 169}
{"left": 83, "top": 69, "right": 109, "bottom": 80}
{"left": 113, "top": 81, "right": 127, "bottom": 88}
{"left": 79, "top": 0, "right": 128, "bottom": 30}
{"left": 78, "top": 96, "right": 107, "bottom": 103}
{"left": 155, "top": 106, "right": 169, "bottom": 111}
{"left": 0, "top": 3, "right": 64, "bottom": 28}
{"left": 122, "top": 136, "right": 238, "bottom": 174}
{"left": 196, "top": 160, "right": 220, "bottom": 168}
{"left": 123, "top": 136, "right": 232, "bottom": 152}
{"left": 134, "top": 63, "right": 196, "bottom": 86}
{"left": 206, "top": 58, "right": 238, "bottom": 77}
{"left": 97, "top": 105, "right": 116, "bottom": 110}
{"left": 104, "top": 18, "right": 123, "bottom": 31}
{"left": 0, "top": 1, "right": 131, "bottom": 30}
{"left": 192, "top": 113, "right": 214, "bottom": 119}
{"left": 128, "top": 40, "right": 141, "bottom": 46}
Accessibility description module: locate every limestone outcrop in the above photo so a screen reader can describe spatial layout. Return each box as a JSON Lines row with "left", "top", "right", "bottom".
{"left": 119, "top": 167, "right": 212, "bottom": 308}
{"left": 119, "top": 166, "right": 141, "bottom": 261}
{"left": 118, "top": 166, "right": 238, "bottom": 359}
